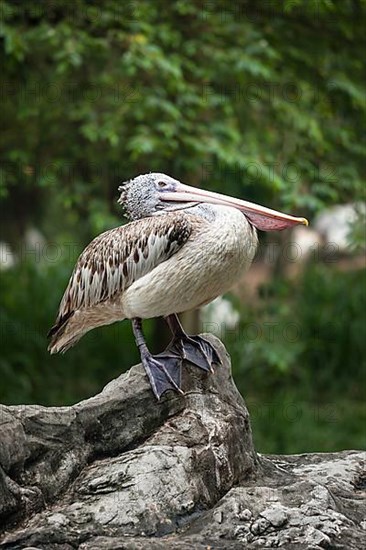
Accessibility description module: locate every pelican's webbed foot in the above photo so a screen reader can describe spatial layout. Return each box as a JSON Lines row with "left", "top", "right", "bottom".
{"left": 169, "top": 334, "right": 220, "bottom": 372}
{"left": 140, "top": 350, "right": 183, "bottom": 400}
{"left": 165, "top": 314, "right": 222, "bottom": 372}
{"left": 132, "top": 318, "right": 183, "bottom": 400}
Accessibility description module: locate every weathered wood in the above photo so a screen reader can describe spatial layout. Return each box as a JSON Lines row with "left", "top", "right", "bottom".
{"left": 0, "top": 335, "right": 364, "bottom": 549}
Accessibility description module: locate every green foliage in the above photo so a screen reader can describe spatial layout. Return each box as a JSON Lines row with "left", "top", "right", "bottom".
{"left": 349, "top": 206, "right": 366, "bottom": 252}
{"left": 1, "top": 0, "right": 365, "bottom": 244}
{"left": 0, "top": 257, "right": 151, "bottom": 405}
{"left": 299, "top": 266, "right": 366, "bottom": 389}
{"left": 227, "top": 266, "right": 366, "bottom": 396}
{"left": 225, "top": 266, "right": 366, "bottom": 452}
{"left": 0, "top": 0, "right": 365, "bottom": 453}
{"left": 246, "top": 394, "right": 366, "bottom": 454}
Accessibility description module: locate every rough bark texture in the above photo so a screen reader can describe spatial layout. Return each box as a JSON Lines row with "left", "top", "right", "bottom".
{"left": 0, "top": 335, "right": 364, "bottom": 549}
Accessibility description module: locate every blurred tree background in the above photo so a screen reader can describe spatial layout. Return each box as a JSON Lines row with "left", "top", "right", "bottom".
{"left": 0, "top": 0, "right": 365, "bottom": 453}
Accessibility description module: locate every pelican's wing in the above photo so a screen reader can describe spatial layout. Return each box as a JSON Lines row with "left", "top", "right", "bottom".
{"left": 48, "top": 212, "right": 192, "bottom": 339}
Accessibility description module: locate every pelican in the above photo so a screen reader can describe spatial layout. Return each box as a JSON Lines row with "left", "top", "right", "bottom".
{"left": 48, "top": 174, "right": 308, "bottom": 399}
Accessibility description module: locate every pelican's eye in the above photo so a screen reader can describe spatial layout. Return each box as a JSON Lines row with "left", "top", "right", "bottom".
{"left": 158, "top": 181, "right": 168, "bottom": 188}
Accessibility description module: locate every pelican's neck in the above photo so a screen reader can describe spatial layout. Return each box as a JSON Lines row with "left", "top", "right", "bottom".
{"left": 186, "top": 202, "right": 258, "bottom": 243}
{"left": 184, "top": 203, "right": 223, "bottom": 221}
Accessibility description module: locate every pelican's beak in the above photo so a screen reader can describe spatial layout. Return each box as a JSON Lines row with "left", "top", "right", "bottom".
{"left": 161, "top": 183, "right": 308, "bottom": 231}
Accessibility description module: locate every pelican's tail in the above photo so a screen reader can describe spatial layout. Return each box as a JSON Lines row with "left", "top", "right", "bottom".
{"left": 47, "top": 312, "right": 84, "bottom": 354}
{"left": 48, "top": 306, "right": 125, "bottom": 354}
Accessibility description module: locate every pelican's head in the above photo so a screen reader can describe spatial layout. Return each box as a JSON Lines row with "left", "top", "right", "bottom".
{"left": 118, "top": 173, "right": 196, "bottom": 220}
{"left": 118, "top": 172, "right": 308, "bottom": 230}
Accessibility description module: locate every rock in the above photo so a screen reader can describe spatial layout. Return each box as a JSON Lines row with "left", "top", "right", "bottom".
{"left": 0, "top": 335, "right": 365, "bottom": 549}
{"left": 260, "top": 504, "right": 289, "bottom": 527}
{"left": 201, "top": 296, "right": 240, "bottom": 337}
{"left": 0, "top": 242, "right": 16, "bottom": 270}
{"left": 184, "top": 451, "right": 365, "bottom": 549}
{"left": 314, "top": 203, "right": 365, "bottom": 252}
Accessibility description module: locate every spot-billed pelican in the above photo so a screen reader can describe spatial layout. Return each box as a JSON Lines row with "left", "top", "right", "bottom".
{"left": 48, "top": 174, "right": 308, "bottom": 399}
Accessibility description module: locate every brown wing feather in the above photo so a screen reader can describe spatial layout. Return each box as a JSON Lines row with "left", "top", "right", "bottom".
{"left": 47, "top": 213, "right": 191, "bottom": 347}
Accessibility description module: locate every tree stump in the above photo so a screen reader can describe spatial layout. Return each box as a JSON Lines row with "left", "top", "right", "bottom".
{"left": 0, "top": 335, "right": 364, "bottom": 549}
